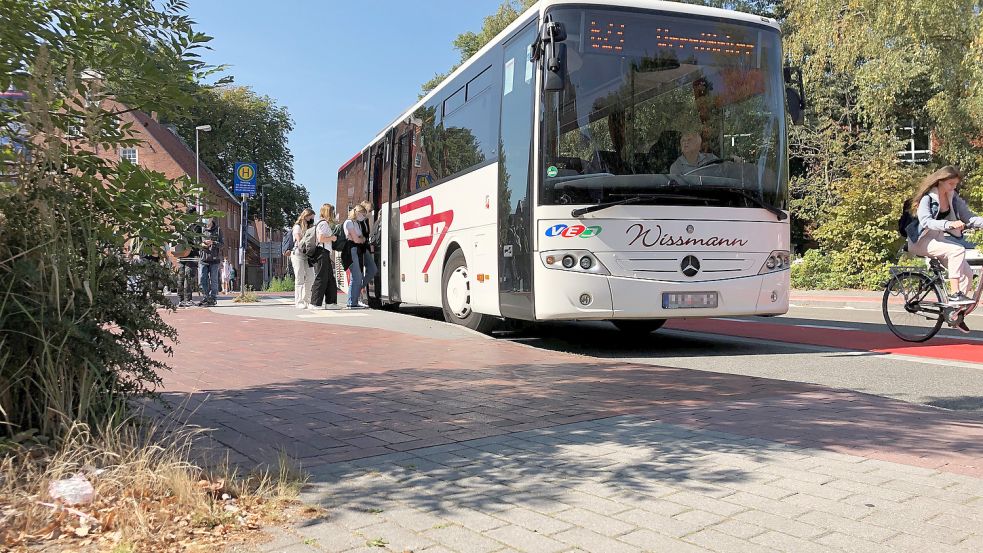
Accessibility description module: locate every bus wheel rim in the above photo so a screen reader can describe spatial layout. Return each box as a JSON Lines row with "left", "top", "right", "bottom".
{"left": 447, "top": 266, "right": 471, "bottom": 318}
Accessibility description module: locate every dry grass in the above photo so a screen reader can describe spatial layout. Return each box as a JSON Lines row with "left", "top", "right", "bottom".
{"left": 0, "top": 414, "right": 307, "bottom": 552}
{"left": 233, "top": 287, "right": 260, "bottom": 303}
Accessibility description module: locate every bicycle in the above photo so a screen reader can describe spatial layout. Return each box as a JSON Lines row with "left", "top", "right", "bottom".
{"left": 882, "top": 251, "right": 983, "bottom": 342}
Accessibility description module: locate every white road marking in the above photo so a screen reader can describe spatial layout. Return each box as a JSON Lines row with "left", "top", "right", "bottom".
{"left": 794, "top": 324, "right": 859, "bottom": 331}
{"left": 297, "top": 311, "right": 369, "bottom": 318}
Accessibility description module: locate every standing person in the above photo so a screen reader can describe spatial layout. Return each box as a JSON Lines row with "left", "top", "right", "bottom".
{"left": 229, "top": 265, "right": 237, "bottom": 292}
{"left": 220, "top": 256, "right": 231, "bottom": 294}
{"left": 173, "top": 205, "right": 201, "bottom": 307}
{"left": 343, "top": 204, "right": 371, "bottom": 309}
{"left": 358, "top": 200, "right": 380, "bottom": 305}
{"left": 906, "top": 166, "right": 982, "bottom": 332}
{"left": 290, "top": 209, "right": 316, "bottom": 309}
{"left": 198, "top": 215, "right": 223, "bottom": 307}
{"left": 309, "top": 203, "right": 339, "bottom": 309}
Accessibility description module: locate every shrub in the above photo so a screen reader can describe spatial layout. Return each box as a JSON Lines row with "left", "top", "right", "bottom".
{"left": 0, "top": 3, "right": 213, "bottom": 441}
{"left": 265, "top": 276, "right": 295, "bottom": 292}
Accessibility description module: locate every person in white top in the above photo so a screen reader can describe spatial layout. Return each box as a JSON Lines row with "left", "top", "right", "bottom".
{"left": 309, "top": 203, "right": 339, "bottom": 309}
{"left": 220, "top": 257, "right": 231, "bottom": 294}
{"left": 343, "top": 204, "right": 370, "bottom": 309}
{"left": 290, "top": 208, "right": 316, "bottom": 309}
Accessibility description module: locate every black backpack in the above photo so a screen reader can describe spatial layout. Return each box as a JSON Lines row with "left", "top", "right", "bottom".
{"left": 897, "top": 198, "right": 914, "bottom": 239}
{"left": 331, "top": 223, "right": 349, "bottom": 252}
{"left": 281, "top": 231, "right": 295, "bottom": 256}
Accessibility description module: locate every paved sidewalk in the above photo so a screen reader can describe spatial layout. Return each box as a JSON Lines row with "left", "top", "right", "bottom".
{"left": 149, "top": 303, "right": 983, "bottom": 552}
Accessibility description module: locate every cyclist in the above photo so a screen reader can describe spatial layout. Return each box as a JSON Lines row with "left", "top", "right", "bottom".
{"left": 905, "top": 165, "right": 982, "bottom": 332}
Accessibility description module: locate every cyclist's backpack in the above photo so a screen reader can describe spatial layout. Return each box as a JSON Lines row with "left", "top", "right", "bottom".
{"left": 281, "top": 231, "right": 295, "bottom": 257}
{"left": 897, "top": 198, "right": 915, "bottom": 239}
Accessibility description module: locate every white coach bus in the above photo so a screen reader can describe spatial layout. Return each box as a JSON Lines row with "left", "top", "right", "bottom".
{"left": 338, "top": 0, "right": 804, "bottom": 333}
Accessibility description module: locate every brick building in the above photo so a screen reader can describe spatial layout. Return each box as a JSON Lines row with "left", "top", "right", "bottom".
{"left": 97, "top": 99, "right": 244, "bottom": 278}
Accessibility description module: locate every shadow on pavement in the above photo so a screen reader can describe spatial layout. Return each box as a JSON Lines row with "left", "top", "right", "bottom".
{"left": 153, "top": 356, "right": 983, "bottom": 481}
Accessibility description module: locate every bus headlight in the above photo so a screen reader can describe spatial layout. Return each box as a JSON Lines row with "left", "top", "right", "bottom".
{"left": 759, "top": 250, "right": 791, "bottom": 274}
{"left": 541, "top": 250, "right": 609, "bottom": 275}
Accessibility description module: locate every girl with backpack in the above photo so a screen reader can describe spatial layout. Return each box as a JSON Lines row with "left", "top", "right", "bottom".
{"left": 309, "top": 203, "right": 339, "bottom": 309}
{"left": 291, "top": 208, "right": 316, "bottom": 309}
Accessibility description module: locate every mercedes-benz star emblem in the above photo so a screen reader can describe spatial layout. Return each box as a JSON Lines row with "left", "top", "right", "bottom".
{"left": 680, "top": 255, "right": 701, "bottom": 277}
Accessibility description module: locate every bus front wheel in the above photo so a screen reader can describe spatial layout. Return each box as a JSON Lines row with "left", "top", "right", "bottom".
{"left": 611, "top": 319, "right": 666, "bottom": 336}
{"left": 441, "top": 249, "right": 498, "bottom": 333}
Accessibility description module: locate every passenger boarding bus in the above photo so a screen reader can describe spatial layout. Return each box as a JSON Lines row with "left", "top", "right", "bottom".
{"left": 337, "top": 0, "right": 804, "bottom": 333}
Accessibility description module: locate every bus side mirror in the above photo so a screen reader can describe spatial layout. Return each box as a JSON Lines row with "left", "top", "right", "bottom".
{"left": 545, "top": 43, "right": 566, "bottom": 91}
{"left": 534, "top": 21, "right": 567, "bottom": 92}
{"left": 784, "top": 66, "right": 805, "bottom": 125}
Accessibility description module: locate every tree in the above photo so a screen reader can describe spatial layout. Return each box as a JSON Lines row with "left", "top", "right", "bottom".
{"left": 167, "top": 86, "right": 310, "bottom": 230}
{"left": 1, "top": 0, "right": 212, "bottom": 439}
{"left": 422, "top": 0, "right": 538, "bottom": 94}
{"left": 783, "top": 0, "right": 983, "bottom": 286}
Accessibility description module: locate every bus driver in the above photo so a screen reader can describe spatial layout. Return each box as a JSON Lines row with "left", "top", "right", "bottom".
{"left": 669, "top": 130, "right": 718, "bottom": 175}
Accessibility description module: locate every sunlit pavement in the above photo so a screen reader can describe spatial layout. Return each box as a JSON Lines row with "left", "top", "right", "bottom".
{"left": 150, "top": 300, "right": 983, "bottom": 552}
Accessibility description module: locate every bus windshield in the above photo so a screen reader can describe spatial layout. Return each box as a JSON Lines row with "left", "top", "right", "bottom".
{"left": 540, "top": 7, "right": 788, "bottom": 212}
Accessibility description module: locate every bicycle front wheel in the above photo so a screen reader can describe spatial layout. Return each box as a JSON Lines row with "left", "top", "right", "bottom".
{"left": 882, "top": 271, "right": 945, "bottom": 342}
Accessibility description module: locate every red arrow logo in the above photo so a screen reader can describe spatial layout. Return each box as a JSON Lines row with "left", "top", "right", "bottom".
{"left": 399, "top": 196, "right": 453, "bottom": 273}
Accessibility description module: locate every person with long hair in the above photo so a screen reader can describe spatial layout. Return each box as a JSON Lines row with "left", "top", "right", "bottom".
{"left": 309, "top": 203, "right": 339, "bottom": 309}
{"left": 291, "top": 208, "right": 316, "bottom": 309}
{"left": 907, "top": 165, "right": 983, "bottom": 332}
{"left": 343, "top": 204, "right": 370, "bottom": 309}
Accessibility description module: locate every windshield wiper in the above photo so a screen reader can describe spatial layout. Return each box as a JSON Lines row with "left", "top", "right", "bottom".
{"left": 692, "top": 186, "right": 788, "bottom": 221}
{"left": 570, "top": 193, "right": 702, "bottom": 217}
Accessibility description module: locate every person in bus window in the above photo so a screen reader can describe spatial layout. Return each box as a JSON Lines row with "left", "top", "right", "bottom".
{"left": 669, "top": 131, "right": 719, "bottom": 175}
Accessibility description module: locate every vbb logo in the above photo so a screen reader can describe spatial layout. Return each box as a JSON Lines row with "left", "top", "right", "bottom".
{"left": 544, "top": 224, "right": 603, "bottom": 238}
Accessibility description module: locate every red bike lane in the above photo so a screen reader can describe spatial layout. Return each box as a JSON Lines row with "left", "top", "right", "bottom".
{"left": 666, "top": 318, "right": 983, "bottom": 364}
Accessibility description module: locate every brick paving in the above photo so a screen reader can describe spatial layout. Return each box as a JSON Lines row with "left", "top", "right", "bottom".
{"left": 150, "top": 305, "right": 983, "bottom": 552}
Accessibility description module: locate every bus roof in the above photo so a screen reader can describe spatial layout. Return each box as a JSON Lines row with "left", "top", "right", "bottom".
{"left": 349, "top": 0, "right": 780, "bottom": 159}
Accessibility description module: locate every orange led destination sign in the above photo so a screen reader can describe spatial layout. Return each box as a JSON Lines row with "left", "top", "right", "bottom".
{"left": 588, "top": 20, "right": 625, "bottom": 52}
{"left": 587, "top": 16, "right": 755, "bottom": 57}
{"left": 655, "top": 28, "right": 755, "bottom": 56}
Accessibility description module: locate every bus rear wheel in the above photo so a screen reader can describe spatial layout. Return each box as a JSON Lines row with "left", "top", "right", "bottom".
{"left": 611, "top": 319, "right": 666, "bottom": 336}
{"left": 441, "top": 249, "right": 498, "bottom": 333}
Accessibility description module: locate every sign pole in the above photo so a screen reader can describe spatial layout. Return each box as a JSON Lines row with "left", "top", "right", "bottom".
{"left": 261, "top": 186, "right": 267, "bottom": 287}
{"left": 240, "top": 193, "right": 247, "bottom": 295}
{"left": 232, "top": 162, "right": 257, "bottom": 295}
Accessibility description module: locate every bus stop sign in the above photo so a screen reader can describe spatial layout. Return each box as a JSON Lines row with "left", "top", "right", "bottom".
{"left": 233, "top": 162, "right": 257, "bottom": 196}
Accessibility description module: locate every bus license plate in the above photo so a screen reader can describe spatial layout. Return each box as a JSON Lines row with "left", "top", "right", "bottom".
{"left": 662, "top": 292, "right": 718, "bottom": 309}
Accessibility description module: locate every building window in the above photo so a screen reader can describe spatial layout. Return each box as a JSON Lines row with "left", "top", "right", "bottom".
{"left": 119, "top": 147, "right": 138, "bottom": 164}
{"left": 414, "top": 152, "right": 423, "bottom": 168}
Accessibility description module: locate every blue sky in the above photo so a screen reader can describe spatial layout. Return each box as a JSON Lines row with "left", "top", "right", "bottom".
{"left": 186, "top": 0, "right": 505, "bottom": 215}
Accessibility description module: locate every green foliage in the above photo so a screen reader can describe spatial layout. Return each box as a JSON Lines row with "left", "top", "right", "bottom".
{"left": 782, "top": 0, "right": 983, "bottom": 287}
{"left": 165, "top": 86, "right": 310, "bottom": 230}
{"left": 0, "top": 1, "right": 209, "bottom": 440}
{"left": 265, "top": 276, "right": 295, "bottom": 292}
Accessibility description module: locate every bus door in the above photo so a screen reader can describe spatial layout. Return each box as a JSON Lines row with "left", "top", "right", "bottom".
{"left": 498, "top": 21, "right": 538, "bottom": 319}
{"left": 368, "top": 147, "right": 384, "bottom": 304}
{"left": 388, "top": 130, "right": 412, "bottom": 303}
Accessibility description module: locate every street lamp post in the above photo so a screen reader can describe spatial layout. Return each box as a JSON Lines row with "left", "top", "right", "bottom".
{"left": 194, "top": 124, "right": 211, "bottom": 213}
